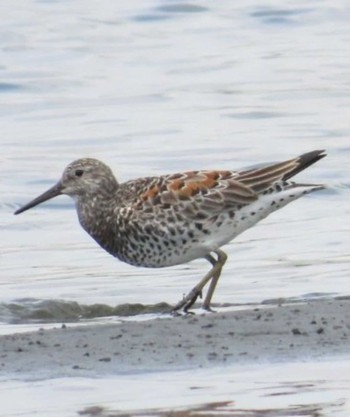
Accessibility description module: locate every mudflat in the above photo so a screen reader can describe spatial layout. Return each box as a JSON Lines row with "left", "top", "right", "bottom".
{"left": 1, "top": 298, "right": 349, "bottom": 379}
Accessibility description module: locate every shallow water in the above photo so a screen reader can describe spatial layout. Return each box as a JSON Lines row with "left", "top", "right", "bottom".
{"left": 1, "top": 0, "right": 350, "bottom": 415}
{"left": 2, "top": 359, "right": 350, "bottom": 417}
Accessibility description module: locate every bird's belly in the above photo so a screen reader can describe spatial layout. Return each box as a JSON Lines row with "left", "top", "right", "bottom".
{"left": 112, "top": 234, "right": 212, "bottom": 268}
{"left": 107, "top": 217, "right": 242, "bottom": 268}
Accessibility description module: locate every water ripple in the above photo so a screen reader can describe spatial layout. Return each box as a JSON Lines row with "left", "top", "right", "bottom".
{"left": 0, "top": 299, "right": 171, "bottom": 323}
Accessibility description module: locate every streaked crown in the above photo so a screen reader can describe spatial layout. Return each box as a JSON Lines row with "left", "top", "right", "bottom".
{"left": 61, "top": 158, "right": 119, "bottom": 197}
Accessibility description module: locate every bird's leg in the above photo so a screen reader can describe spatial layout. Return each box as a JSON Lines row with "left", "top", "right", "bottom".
{"left": 202, "top": 249, "right": 227, "bottom": 311}
{"left": 172, "top": 250, "right": 226, "bottom": 313}
{"left": 199, "top": 253, "right": 218, "bottom": 311}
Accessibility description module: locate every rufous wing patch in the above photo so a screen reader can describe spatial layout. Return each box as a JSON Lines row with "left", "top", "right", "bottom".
{"left": 141, "top": 185, "right": 160, "bottom": 201}
{"left": 166, "top": 170, "right": 233, "bottom": 199}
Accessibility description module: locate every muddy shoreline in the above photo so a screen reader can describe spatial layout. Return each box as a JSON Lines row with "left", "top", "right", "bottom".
{"left": 1, "top": 298, "right": 350, "bottom": 379}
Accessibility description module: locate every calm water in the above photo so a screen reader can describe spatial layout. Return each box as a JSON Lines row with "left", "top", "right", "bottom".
{"left": 1, "top": 0, "right": 350, "bottom": 415}
{"left": 2, "top": 359, "right": 350, "bottom": 417}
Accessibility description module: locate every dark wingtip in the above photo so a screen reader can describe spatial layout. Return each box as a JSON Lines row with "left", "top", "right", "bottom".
{"left": 298, "top": 149, "right": 327, "bottom": 168}
{"left": 300, "top": 149, "right": 327, "bottom": 161}
{"left": 283, "top": 150, "right": 327, "bottom": 180}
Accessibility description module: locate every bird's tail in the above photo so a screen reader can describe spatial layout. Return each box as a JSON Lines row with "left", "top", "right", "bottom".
{"left": 238, "top": 150, "right": 326, "bottom": 193}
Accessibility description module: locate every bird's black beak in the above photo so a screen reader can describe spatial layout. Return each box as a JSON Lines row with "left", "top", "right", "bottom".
{"left": 14, "top": 182, "right": 63, "bottom": 215}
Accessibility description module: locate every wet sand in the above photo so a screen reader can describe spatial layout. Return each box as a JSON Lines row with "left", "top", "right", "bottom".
{"left": 1, "top": 298, "right": 350, "bottom": 379}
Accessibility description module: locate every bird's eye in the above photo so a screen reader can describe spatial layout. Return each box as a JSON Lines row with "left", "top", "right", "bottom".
{"left": 75, "top": 169, "right": 84, "bottom": 177}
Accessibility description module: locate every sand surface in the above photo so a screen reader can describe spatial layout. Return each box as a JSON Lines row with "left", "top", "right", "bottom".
{"left": 1, "top": 298, "right": 350, "bottom": 379}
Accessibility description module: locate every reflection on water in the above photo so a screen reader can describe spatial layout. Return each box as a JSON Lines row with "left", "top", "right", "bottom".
{"left": 78, "top": 400, "right": 343, "bottom": 417}
{"left": 2, "top": 360, "right": 350, "bottom": 417}
{"left": 78, "top": 402, "right": 233, "bottom": 417}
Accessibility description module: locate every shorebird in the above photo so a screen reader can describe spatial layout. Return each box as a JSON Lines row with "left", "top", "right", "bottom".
{"left": 14, "top": 150, "right": 326, "bottom": 312}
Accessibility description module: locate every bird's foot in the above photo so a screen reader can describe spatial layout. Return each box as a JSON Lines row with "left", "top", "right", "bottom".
{"left": 172, "top": 288, "right": 202, "bottom": 315}
{"left": 170, "top": 309, "right": 182, "bottom": 317}
{"left": 201, "top": 304, "right": 216, "bottom": 313}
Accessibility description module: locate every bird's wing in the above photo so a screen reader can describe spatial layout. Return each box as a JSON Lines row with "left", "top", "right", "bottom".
{"left": 134, "top": 170, "right": 257, "bottom": 218}
{"left": 130, "top": 150, "right": 326, "bottom": 219}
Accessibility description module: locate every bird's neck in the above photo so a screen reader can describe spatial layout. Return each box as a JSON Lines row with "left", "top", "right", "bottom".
{"left": 75, "top": 192, "right": 118, "bottom": 255}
